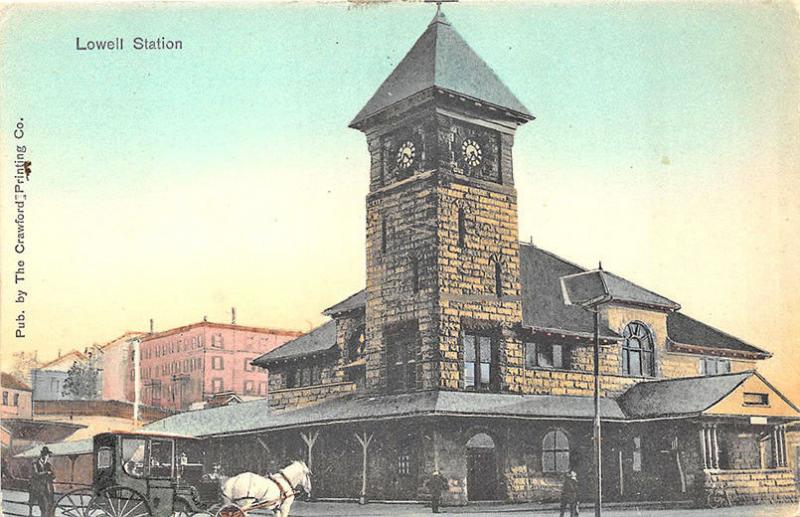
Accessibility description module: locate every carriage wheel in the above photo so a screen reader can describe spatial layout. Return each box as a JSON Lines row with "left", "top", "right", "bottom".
{"left": 214, "top": 504, "right": 245, "bottom": 517}
{"left": 172, "top": 497, "right": 213, "bottom": 517}
{"left": 89, "top": 486, "right": 152, "bottom": 517}
{"left": 56, "top": 488, "right": 95, "bottom": 517}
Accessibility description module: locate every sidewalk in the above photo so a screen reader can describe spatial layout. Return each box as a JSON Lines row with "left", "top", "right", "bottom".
{"left": 288, "top": 500, "right": 798, "bottom": 517}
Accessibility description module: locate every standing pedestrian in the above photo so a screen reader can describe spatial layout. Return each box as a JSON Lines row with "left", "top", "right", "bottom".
{"left": 559, "top": 469, "right": 579, "bottom": 517}
{"left": 426, "top": 469, "right": 448, "bottom": 514}
{"left": 30, "top": 446, "right": 55, "bottom": 517}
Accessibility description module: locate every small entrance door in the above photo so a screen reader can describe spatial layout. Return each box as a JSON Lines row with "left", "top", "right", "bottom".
{"left": 466, "top": 433, "right": 497, "bottom": 501}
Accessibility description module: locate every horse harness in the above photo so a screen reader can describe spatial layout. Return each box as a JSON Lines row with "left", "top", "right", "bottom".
{"left": 245, "top": 469, "right": 301, "bottom": 511}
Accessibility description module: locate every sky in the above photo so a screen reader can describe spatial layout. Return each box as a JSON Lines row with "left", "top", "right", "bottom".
{"left": 1, "top": 1, "right": 798, "bottom": 398}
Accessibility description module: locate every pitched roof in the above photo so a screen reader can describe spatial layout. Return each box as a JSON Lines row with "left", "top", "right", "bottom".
{"left": 617, "top": 371, "right": 753, "bottom": 419}
{"left": 143, "top": 390, "right": 626, "bottom": 439}
{"left": 519, "top": 244, "right": 618, "bottom": 338}
{"left": 252, "top": 320, "right": 338, "bottom": 365}
{"left": 350, "top": 10, "right": 532, "bottom": 128}
{"left": 322, "top": 290, "right": 366, "bottom": 316}
{"left": 98, "top": 331, "right": 146, "bottom": 350}
{"left": 1, "top": 372, "right": 31, "bottom": 391}
{"left": 667, "top": 312, "right": 770, "bottom": 357}
{"left": 38, "top": 350, "right": 87, "bottom": 370}
{"left": 601, "top": 271, "right": 680, "bottom": 310}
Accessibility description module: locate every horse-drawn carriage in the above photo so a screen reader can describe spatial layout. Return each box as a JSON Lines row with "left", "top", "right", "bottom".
{"left": 54, "top": 431, "right": 311, "bottom": 517}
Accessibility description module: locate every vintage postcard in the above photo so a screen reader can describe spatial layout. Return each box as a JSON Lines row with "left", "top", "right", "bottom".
{"left": 1, "top": 2, "right": 799, "bottom": 516}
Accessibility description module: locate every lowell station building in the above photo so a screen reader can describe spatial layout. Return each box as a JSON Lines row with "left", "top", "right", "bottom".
{"left": 133, "top": 9, "right": 800, "bottom": 506}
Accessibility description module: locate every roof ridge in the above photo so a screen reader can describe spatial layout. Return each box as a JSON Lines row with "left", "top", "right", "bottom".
{"left": 603, "top": 270, "right": 680, "bottom": 309}
{"left": 669, "top": 311, "right": 770, "bottom": 356}
{"left": 519, "top": 242, "right": 588, "bottom": 272}
{"left": 629, "top": 370, "right": 753, "bottom": 387}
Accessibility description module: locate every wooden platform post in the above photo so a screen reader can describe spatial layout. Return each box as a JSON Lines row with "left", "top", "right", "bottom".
{"left": 355, "top": 431, "right": 374, "bottom": 505}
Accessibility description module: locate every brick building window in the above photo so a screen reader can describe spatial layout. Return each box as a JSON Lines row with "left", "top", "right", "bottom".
{"left": 244, "top": 380, "right": 254, "bottom": 394}
{"left": 463, "top": 333, "right": 495, "bottom": 391}
{"left": 211, "top": 334, "right": 224, "bottom": 348}
{"left": 621, "top": 322, "right": 655, "bottom": 377}
{"left": 212, "top": 357, "right": 224, "bottom": 370}
{"left": 2, "top": 391, "right": 7, "bottom": 405}
{"left": 259, "top": 382, "right": 267, "bottom": 395}
{"left": 525, "top": 342, "right": 564, "bottom": 369}
{"left": 385, "top": 321, "right": 419, "bottom": 393}
{"left": 701, "top": 357, "right": 730, "bottom": 376}
{"left": 348, "top": 325, "right": 366, "bottom": 362}
{"left": 542, "top": 429, "right": 570, "bottom": 472}
{"left": 244, "top": 359, "right": 254, "bottom": 372}
{"left": 212, "top": 378, "right": 224, "bottom": 393}
{"left": 13, "top": 393, "right": 19, "bottom": 406}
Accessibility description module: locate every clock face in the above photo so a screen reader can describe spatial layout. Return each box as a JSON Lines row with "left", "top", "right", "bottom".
{"left": 396, "top": 140, "right": 416, "bottom": 170}
{"left": 462, "top": 138, "right": 483, "bottom": 167}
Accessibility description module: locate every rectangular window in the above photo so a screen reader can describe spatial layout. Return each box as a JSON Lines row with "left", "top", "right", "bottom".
{"left": 385, "top": 321, "right": 419, "bottom": 393}
{"left": 286, "top": 369, "right": 297, "bottom": 389}
{"left": 301, "top": 367, "right": 311, "bottom": 387}
{"left": 525, "top": 342, "right": 565, "bottom": 369}
{"left": 2, "top": 392, "right": 7, "bottom": 405}
{"left": 212, "top": 378, "right": 224, "bottom": 393}
{"left": 398, "top": 453, "right": 411, "bottom": 475}
{"left": 463, "top": 332, "right": 495, "bottom": 390}
{"left": 13, "top": 393, "right": 20, "bottom": 406}
{"left": 312, "top": 365, "right": 322, "bottom": 385}
{"left": 211, "top": 334, "right": 223, "bottom": 348}
{"left": 244, "top": 359, "right": 254, "bottom": 372}
{"left": 259, "top": 382, "right": 268, "bottom": 395}
{"left": 632, "top": 436, "right": 642, "bottom": 472}
{"left": 743, "top": 392, "right": 769, "bottom": 406}
{"left": 701, "top": 357, "right": 731, "bottom": 376}
{"left": 244, "top": 380, "right": 254, "bottom": 394}
{"left": 212, "top": 356, "right": 224, "bottom": 370}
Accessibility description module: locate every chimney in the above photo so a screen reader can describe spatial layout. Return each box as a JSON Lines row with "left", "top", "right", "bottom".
{"left": 231, "top": 307, "right": 236, "bottom": 325}
{"left": 149, "top": 319, "right": 154, "bottom": 334}
{"left": 203, "top": 315, "right": 208, "bottom": 322}
{"left": 57, "top": 349, "right": 61, "bottom": 358}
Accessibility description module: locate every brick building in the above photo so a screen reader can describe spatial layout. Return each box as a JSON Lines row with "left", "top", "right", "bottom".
{"left": 97, "top": 331, "right": 145, "bottom": 402}
{"left": 129, "top": 321, "right": 301, "bottom": 411}
{"left": 143, "top": 9, "right": 798, "bottom": 507}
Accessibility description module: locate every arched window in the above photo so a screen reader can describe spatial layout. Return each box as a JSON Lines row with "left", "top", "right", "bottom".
{"left": 457, "top": 207, "right": 466, "bottom": 248}
{"left": 411, "top": 256, "right": 420, "bottom": 293}
{"left": 622, "top": 322, "right": 655, "bottom": 377}
{"left": 542, "top": 429, "right": 570, "bottom": 472}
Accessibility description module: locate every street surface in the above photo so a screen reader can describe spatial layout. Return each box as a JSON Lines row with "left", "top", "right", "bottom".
{"left": 2, "top": 490, "right": 797, "bottom": 517}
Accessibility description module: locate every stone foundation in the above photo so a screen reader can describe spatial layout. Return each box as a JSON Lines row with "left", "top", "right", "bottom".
{"left": 702, "top": 468, "right": 798, "bottom": 505}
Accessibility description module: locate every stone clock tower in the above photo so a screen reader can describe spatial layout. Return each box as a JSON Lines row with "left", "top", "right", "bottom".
{"left": 350, "top": 10, "right": 533, "bottom": 394}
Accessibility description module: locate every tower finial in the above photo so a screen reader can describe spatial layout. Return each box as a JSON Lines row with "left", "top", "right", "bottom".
{"left": 598, "top": 261, "right": 603, "bottom": 271}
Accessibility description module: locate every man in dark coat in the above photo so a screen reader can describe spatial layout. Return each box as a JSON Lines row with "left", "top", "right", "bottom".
{"left": 559, "top": 470, "right": 579, "bottom": 517}
{"left": 427, "top": 469, "right": 448, "bottom": 514}
{"left": 30, "top": 446, "right": 55, "bottom": 517}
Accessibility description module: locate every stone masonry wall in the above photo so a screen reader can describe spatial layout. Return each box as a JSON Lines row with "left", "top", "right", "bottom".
{"left": 267, "top": 381, "right": 356, "bottom": 411}
{"left": 703, "top": 468, "right": 797, "bottom": 505}
{"left": 436, "top": 174, "right": 523, "bottom": 391}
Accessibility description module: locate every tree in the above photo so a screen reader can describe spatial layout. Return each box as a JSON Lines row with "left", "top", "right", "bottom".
{"left": 62, "top": 361, "right": 100, "bottom": 400}
{"left": 9, "top": 351, "right": 41, "bottom": 386}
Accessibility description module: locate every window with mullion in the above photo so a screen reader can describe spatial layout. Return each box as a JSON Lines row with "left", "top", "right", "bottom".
{"left": 525, "top": 342, "right": 565, "bottom": 369}
{"left": 463, "top": 333, "right": 494, "bottom": 390}
{"left": 622, "top": 322, "right": 655, "bottom": 377}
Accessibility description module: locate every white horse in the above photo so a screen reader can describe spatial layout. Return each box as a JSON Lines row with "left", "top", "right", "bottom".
{"left": 221, "top": 461, "right": 311, "bottom": 517}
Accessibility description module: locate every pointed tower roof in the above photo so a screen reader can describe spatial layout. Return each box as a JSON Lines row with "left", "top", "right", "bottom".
{"left": 350, "top": 10, "right": 533, "bottom": 128}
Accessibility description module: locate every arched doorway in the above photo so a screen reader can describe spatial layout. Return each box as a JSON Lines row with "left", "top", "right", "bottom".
{"left": 466, "top": 432, "right": 498, "bottom": 501}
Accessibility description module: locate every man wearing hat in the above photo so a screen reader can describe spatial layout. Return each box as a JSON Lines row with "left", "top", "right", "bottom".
{"left": 30, "top": 446, "right": 55, "bottom": 517}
